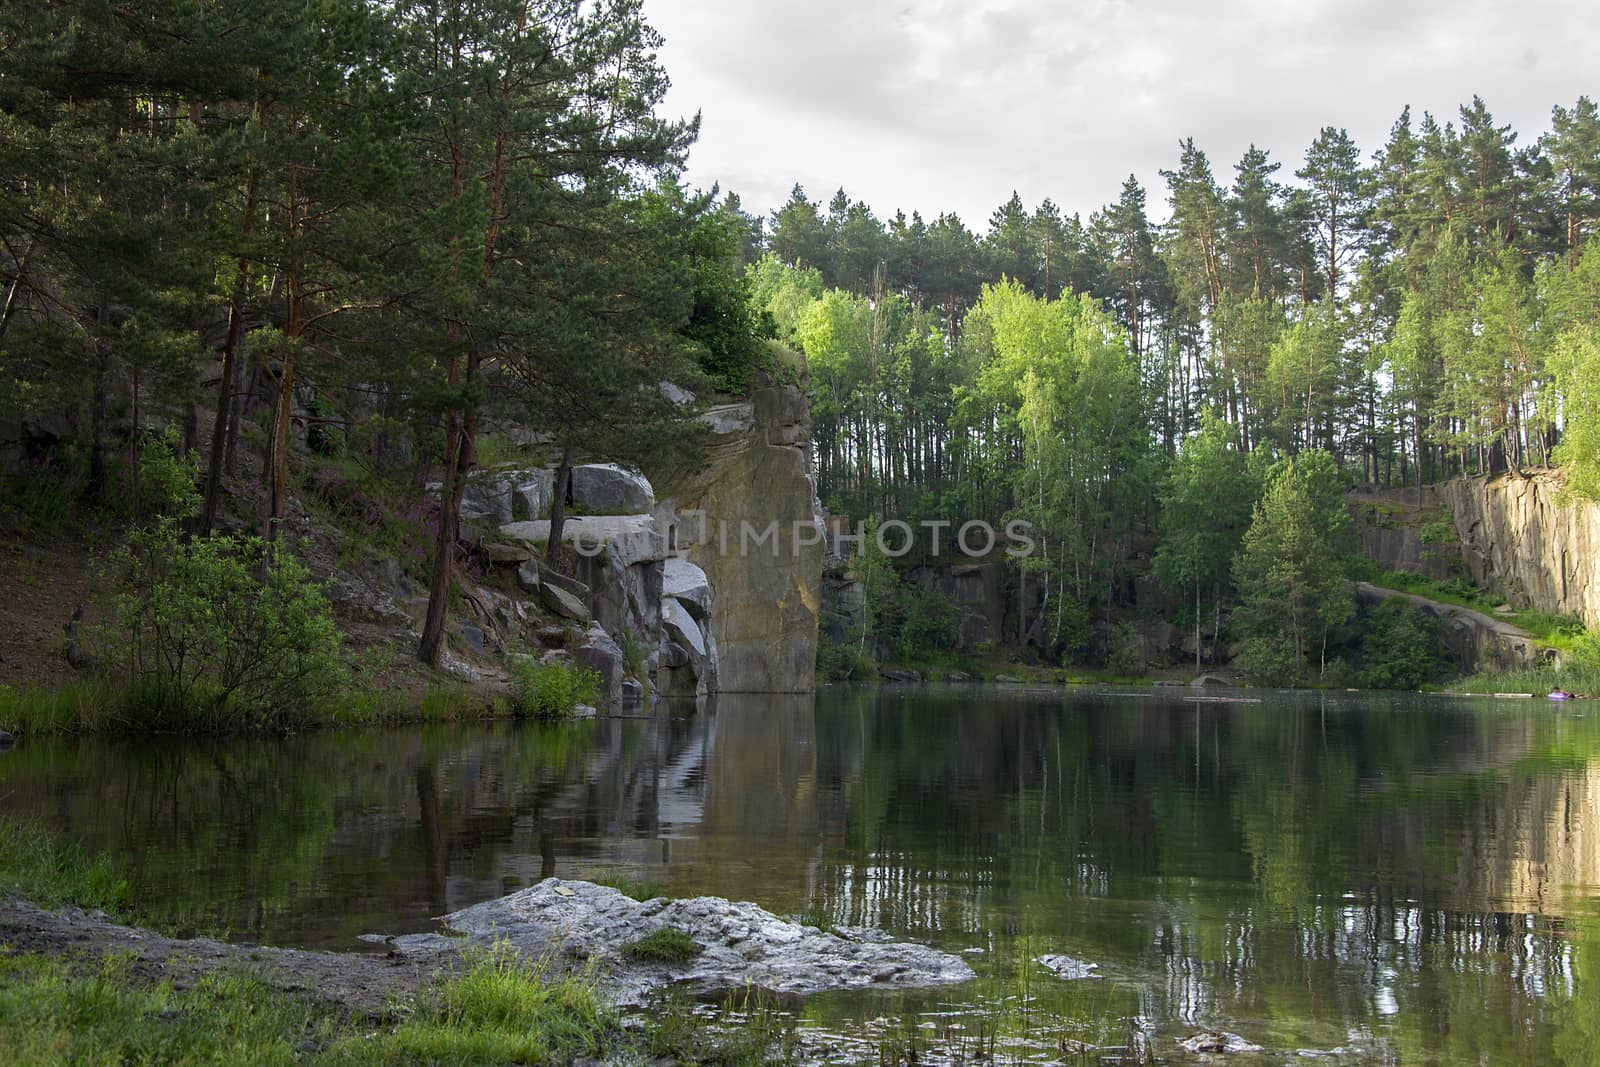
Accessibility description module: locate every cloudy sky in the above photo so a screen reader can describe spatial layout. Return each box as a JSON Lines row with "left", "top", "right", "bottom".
{"left": 643, "top": 0, "right": 1600, "bottom": 227}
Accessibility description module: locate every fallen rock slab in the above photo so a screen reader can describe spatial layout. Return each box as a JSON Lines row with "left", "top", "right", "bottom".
{"left": 428, "top": 878, "right": 974, "bottom": 1004}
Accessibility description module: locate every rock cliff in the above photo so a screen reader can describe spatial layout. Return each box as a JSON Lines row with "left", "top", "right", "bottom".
{"left": 662, "top": 376, "right": 825, "bottom": 693}
{"left": 1437, "top": 471, "right": 1600, "bottom": 629}
{"left": 436, "top": 371, "right": 824, "bottom": 700}
{"left": 1352, "top": 471, "right": 1600, "bottom": 629}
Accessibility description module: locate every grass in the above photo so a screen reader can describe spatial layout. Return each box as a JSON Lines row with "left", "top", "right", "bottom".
{"left": 0, "top": 816, "right": 129, "bottom": 915}
{"left": 0, "top": 675, "right": 516, "bottom": 737}
{"left": 0, "top": 817, "right": 623, "bottom": 1065}
{"left": 508, "top": 658, "right": 599, "bottom": 720}
{"left": 623, "top": 928, "right": 702, "bottom": 963}
{"left": 1453, "top": 663, "right": 1600, "bottom": 697}
{"left": 588, "top": 874, "right": 667, "bottom": 902}
{"left": 1364, "top": 568, "right": 1589, "bottom": 643}
{"left": 641, "top": 988, "right": 800, "bottom": 1066}
{"left": 0, "top": 947, "right": 614, "bottom": 1067}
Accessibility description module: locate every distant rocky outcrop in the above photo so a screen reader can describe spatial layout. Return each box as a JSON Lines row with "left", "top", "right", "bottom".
{"left": 1352, "top": 472, "right": 1600, "bottom": 630}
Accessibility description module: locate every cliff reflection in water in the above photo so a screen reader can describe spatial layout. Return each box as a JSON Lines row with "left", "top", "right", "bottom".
{"left": 3, "top": 687, "right": 1600, "bottom": 1059}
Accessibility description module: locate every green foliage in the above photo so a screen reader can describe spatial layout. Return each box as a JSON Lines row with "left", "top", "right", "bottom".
{"left": 816, "top": 631, "right": 877, "bottom": 682}
{"left": 0, "top": 680, "right": 123, "bottom": 735}
{"left": 0, "top": 945, "right": 613, "bottom": 1067}
{"left": 1356, "top": 598, "right": 1446, "bottom": 690}
{"left": 1154, "top": 413, "right": 1257, "bottom": 646}
{"left": 885, "top": 582, "right": 961, "bottom": 662}
{"left": 1236, "top": 633, "right": 1306, "bottom": 687}
{"left": 132, "top": 428, "right": 202, "bottom": 523}
{"left": 0, "top": 816, "right": 128, "bottom": 913}
{"left": 622, "top": 927, "right": 702, "bottom": 963}
{"left": 509, "top": 659, "right": 599, "bottom": 720}
{"left": 1231, "top": 452, "right": 1355, "bottom": 683}
{"left": 104, "top": 524, "right": 344, "bottom": 730}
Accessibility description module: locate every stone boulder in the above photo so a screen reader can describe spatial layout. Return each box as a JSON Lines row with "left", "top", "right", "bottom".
{"left": 661, "top": 597, "right": 715, "bottom": 696}
{"left": 1035, "top": 953, "right": 1100, "bottom": 980}
{"left": 570, "top": 463, "right": 654, "bottom": 514}
{"left": 435, "top": 879, "right": 974, "bottom": 1005}
{"left": 454, "top": 467, "right": 557, "bottom": 525}
{"left": 662, "top": 558, "right": 713, "bottom": 620}
{"left": 501, "top": 516, "right": 666, "bottom": 644}
{"left": 540, "top": 582, "right": 591, "bottom": 623}
{"left": 662, "top": 597, "right": 705, "bottom": 659}
{"left": 574, "top": 624, "right": 624, "bottom": 706}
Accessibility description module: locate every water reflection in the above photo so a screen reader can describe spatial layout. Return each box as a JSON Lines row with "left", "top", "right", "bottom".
{"left": 3, "top": 687, "right": 1600, "bottom": 1061}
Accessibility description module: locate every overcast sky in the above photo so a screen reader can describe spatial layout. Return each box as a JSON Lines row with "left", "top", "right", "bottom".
{"left": 643, "top": 0, "right": 1600, "bottom": 228}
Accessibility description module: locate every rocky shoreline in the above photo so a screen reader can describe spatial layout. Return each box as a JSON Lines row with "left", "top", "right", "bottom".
{"left": 1, "top": 878, "right": 973, "bottom": 1017}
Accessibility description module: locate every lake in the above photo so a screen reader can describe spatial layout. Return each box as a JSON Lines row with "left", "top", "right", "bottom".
{"left": 3, "top": 685, "right": 1598, "bottom": 1063}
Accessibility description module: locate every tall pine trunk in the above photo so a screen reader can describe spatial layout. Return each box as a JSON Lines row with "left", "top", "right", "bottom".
{"left": 201, "top": 166, "right": 260, "bottom": 536}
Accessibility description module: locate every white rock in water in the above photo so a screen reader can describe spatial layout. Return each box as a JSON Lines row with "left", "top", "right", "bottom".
{"left": 1178, "top": 1030, "right": 1264, "bottom": 1054}
{"left": 1035, "top": 953, "right": 1100, "bottom": 980}
{"left": 434, "top": 878, "right": 975, "bottom": 1004}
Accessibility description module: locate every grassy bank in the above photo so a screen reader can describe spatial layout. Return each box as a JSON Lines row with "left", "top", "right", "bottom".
{"left": 0, "top": 657, "right": 601, "bottom": 738}
{"left": 0, "top": 677, "right": 499, "bottom": 737}
{"left": 1451, "top": 663, "right": 1600, "bottom": 697}
{"left": 0, "top": 948, "right": 616, "bottom": 1067}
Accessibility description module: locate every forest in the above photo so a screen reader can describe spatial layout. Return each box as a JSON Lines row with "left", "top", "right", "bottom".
{"left": 4, "top": 1, "right": 1600, "bottom": 692}
{"left": 0, "top": 0, "right": 766, "bottom": 697}
{"left": 728, "top": 101, "right": 1600, "bottom": 683}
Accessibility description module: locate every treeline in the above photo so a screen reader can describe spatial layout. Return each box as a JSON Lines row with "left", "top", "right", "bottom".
{"left": 747, "top": 99, "right": 1600, "bottom": 680}
{"left": 0, "top": 1, "right": 764, "bottom": 668}
{"left": 734, "top": 98, "right": 1600, "bottom": 516}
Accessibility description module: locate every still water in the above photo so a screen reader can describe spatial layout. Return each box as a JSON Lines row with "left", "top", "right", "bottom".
{"left": 3, "top": 685, "right": 1600, "bottom": 1063}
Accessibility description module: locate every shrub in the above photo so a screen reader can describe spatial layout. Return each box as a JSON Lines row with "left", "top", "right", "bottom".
{"left": 103, "top": 523, "right": 344, "bottom": 730}
{"left": 1357, "top": 598, "right": 1445, "bottom": 690}
{"left": 1237, "top": 633, "right": 1303, "bottom": 687}
{"left": 817, "top": 632, "right": 876, "bottom": 682}
{"left": 510, "top": 658, "right": 599, "bottom": 719}
{"left": 889, "top": 583, "right": 961, "bottom": 662}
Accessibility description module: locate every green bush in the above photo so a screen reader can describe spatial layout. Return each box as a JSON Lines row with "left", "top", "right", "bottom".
{"left": 817, "top": 632, "right": 877, "bottom": 681}
{"left": 510, "top": 658, "right": 599, "bottom": 719}
{"left": 1357, "top": 598, "right": 1445, "bottom": 690}
{"left": 1237, "top": 633, "right": 1304, "bottom": 687}
{"left": 889, "top": 583, "right": 960, "bottom": 662}
{"left": 103, "top": 523, "right": 344, "bottom": 730}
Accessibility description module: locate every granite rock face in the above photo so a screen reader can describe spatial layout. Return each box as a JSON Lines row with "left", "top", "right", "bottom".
{"left": 666, "top": 375, "right": 824, "bottom": 693}
{"left": 1351, "top": 473, "right": 1600, "bottom": 630}
{"left": 458, "top": 467, "right": 556, "bottom": 525}
{"left": 435, "top": 878, "right": 974, "bottom": 1004}
{"left": 1437, "top": 472, "right": 1600, "bottom": 630}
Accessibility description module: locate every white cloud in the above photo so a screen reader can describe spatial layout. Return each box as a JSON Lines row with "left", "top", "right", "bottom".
{"left": 643, "top": 0, "right": 1600, "bottom": 227}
